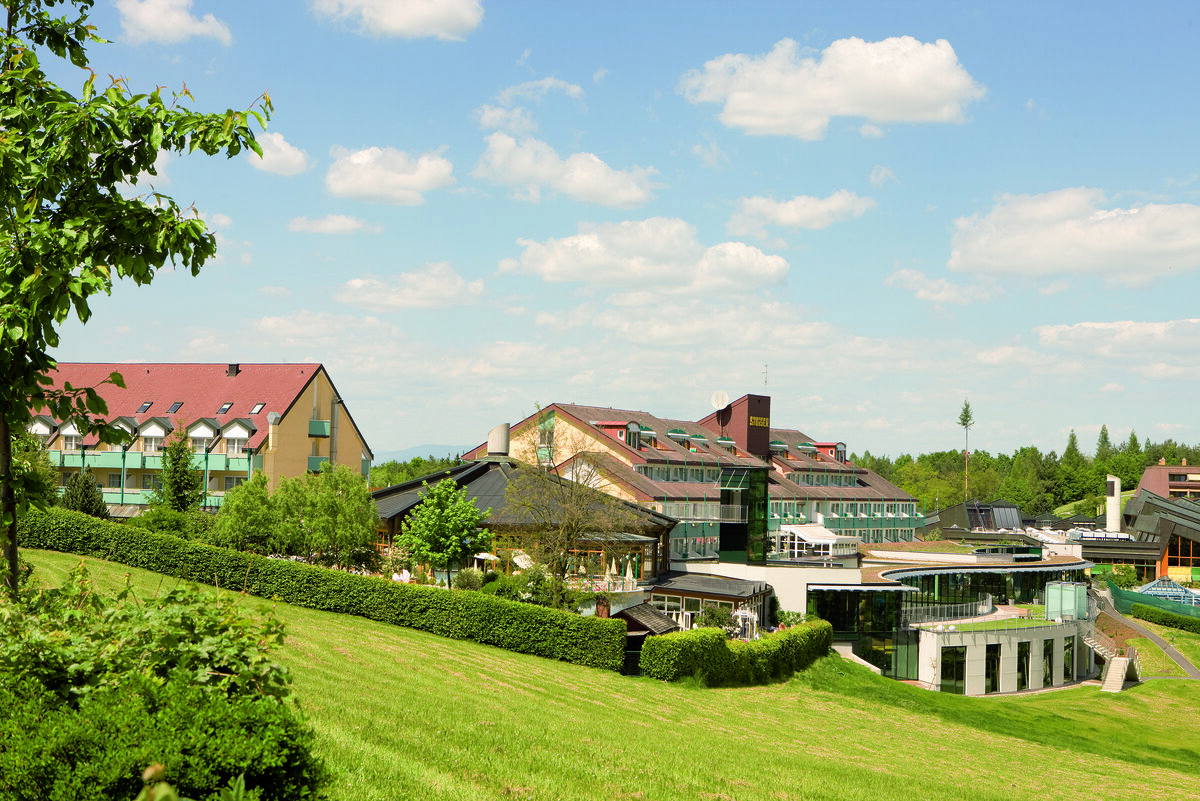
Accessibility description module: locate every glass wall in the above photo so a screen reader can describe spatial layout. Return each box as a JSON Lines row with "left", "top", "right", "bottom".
{"left": 1063, "top": 637, "right": 1074, "bottom": 682}
{"left": 897, "top": 568, "right": 1088, "bottom": 614}
{"left": 985, "top": 643, "right": 1001, "bottom": 694}
{"left": 1017, "top": 641, "right": 1030, "bottom": 691}
{"left": 940, "top": 646, "right": 966, "bottom": 694}
{"left": 1043, "top": 639, "right": 1055, "bottom": 687}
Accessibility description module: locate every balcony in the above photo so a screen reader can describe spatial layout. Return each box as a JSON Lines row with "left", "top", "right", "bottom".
{"left": 307, "top": 456, "right": 330, "bottom": 473}
{"left": 308, "top": 419, "right": 331, "bottom": 438}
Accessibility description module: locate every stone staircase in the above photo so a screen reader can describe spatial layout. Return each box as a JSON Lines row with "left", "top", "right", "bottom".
{"left": 1100, "top": 656, "right": 1129, "bottom": 693}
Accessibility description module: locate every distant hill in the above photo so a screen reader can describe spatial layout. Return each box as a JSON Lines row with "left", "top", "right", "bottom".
{"left": 373, "top": 444, "right": 473, "bottom": 464}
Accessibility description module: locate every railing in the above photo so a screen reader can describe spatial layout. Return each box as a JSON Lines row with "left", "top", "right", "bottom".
{"left": 566, "top": 574, "right": 639, "bottom": 593}
{"left": 1126, "top": 645, "right": 1142, "bottom": 681}
{"left": 914, "top": 609, "right": 1084, "bottom": 634}
{"left": 901, "top": 593, "right": 993, "bottom": 626}
{"left": 1081, "top": 619, "right": 1118, "bottom": 659}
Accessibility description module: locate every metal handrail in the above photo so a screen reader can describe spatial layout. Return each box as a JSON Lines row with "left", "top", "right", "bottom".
{"left": 901, "top": 593, "right": 993, "bottom": 626}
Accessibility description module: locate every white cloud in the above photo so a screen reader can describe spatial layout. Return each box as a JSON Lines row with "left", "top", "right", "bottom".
{"left": 870, "top": 166, "right": 896, "bottom": 188}
{"left": 885, "top": 269, "right": 996, "bottom": 304}
{"left": 205, "top": 212, "right": 232, "bottom": 228}
{"left": 335, "top": 263, "right": 484, "bottom": 310}
{"left": 326, "top": 146, "right": 455, "bottom": 205}
{"left": 1101, "top": 382, "right": 1124, "bottom": 393}
{"left": 131, "top": 152, "right": 171, "bottom": 188}
{"left": 474, "top": 104, "right": 537, "bottom": 135}
{"left": 115, "top": 0, "right": 232, "bottom": 45}
{"left": 312, "top": 0, "right": 482, "bottom": 40}
{"left": 859, "top": 124, "right": 884, "bottom": 138}
{"left": 256, "top": 310, "right": 387, "bottom": 349}
{"left": 728, "top": 190, "right": 875, "bottom": 237}
{"left": 258, "top": 286, "right": 292, "bottom": 299}
{"left": 679, "top": 36, "right": 984, "bottom": 139}
{"left": 1035, "top": 319, "right": 1200, "bottom": 379}
{"left": 975, "top": 346, "right": 1044, "bottom": 367}
{"left": 692, "top": 138, "right": 728, "bottom": 168}
{"left": 949, "top": 188, "right": 1200, "bottom": 283}
{"left": 1038, "top": 280, "right": 1069, "bottom": 296}
{"left": 288, "top": 214, "right": 381, "bottom": 234}
{"left": 496, "top": 77, "right": 583, "bottom": 106}
{"left": 500, "top": 217, "right": 788, "bottom": 297}
{"left": 248, "top": 132, "right": 311, "bottom": 175}
{"left": 474, "top": 132, "right": 655, "bottom": 207}
{"left": 593, "top": 67, "right": 608, "bottom": 84}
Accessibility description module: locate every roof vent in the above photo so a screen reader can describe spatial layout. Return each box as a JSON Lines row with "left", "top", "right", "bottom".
{"left": 486, "top": 423, "right": 510, "bottom": 457}
{"left": 227, "top": 363, "right": 240, "bottom": 377}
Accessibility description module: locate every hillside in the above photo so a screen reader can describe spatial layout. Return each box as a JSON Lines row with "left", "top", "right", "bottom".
{"left": 23, "top": 550, "right": 1200, "bottom": 801}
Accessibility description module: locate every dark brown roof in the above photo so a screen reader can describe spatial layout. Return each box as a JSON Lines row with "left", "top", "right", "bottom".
{"left": 615, "top": 603, "right": 680, "bottom": 635}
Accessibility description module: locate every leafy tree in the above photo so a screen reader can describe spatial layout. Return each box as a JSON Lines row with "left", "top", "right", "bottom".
{"left": 504, "top": 454, "right": 643, "bottom": 606}
{"left": 695, "top": 603, "right": 735, "bottom": 631}
{"left": 274, "top": 463, "right": 379, "bottom": 568}
{"left": 957, "top": 399, "right": 974, "bottom": 501}
{"left": 147, "top": 424, "right": 204, "bottom": 513}
{"left": 370, "top": 454, "right": 463, "bottom": 489}
{"left": 59, "top": 465, "right": 108, "bottom": 519}
{"left": 397, "top": 478, "right": 490, "bottom": 587}
{"left": 212, "top": 472, "right": 280, "bottom": 553}
{"left": 0, "top": 0, "right": 267, "bottom": 597}
{"left": 10, "top": 432, "right": 57, "bottom": 510}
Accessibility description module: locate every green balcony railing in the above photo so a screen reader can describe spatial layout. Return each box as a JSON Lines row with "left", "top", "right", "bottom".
{"left": 308, "top": 420, "right": 331, "bottom": 438}
{"left": 307, "top": 456, "right": 330, "bottom": 473}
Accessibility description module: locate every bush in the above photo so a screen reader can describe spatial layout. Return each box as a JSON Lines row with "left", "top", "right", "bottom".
{"left": 20, "top": 507, "right": 627, "bottom": 672}
{"left": 1131, "top": 602, "right": 1200, "bottom": 634}
{"left": 0, "top": 564, "right": 326, "bottom": 800}
{"left": 695, "top": 603, "right": 735, "bottom": 631}
{"left": 640, "top": 619, "right": 833, "bottom": 686}
{"left": 453, "top": 567, "right": 484, "bottom": 591}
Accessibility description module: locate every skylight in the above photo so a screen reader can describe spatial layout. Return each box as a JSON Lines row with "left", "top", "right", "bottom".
{"left": 250, "top": 403, "right": 265, "bottom": 414}
{"left": 217, "top": 402, "right": 233, "bottom": 414}
{"left": 167, "top": 401, "right": 183, "bottom": 413}
{"left": 136, "top": 401, "right": 152, "bottom": 414}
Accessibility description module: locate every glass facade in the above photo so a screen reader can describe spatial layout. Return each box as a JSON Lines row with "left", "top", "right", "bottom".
{"left": 1017, "top": 641, "right": 1030, "bottom": 691}
{"left": 897, "top": 567, "right": 1087, "bottom": 611}
{"left": 1063, "top": 637, "right": 1074, "bottom": 682}
{"left": 1043, "top": 639, "right": 1055, "bottom": 688}
{"left": 941, "top": 646, "right": 966, "bottom": 694}
{"left": 985, "top": 643, "right": 1001, "bottom": 694}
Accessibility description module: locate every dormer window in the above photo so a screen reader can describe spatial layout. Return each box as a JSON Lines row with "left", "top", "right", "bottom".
{"left": 136, "top": 401, "right": 152, "bottom": 414}
{"left": 167, "top": 401, "right": 183, "bottom": 413}
{"left": 217, "top": 402, "right": 233, "bottom": 414}
{"left": 61, "top": 434, "right": 81, "bottom": 451}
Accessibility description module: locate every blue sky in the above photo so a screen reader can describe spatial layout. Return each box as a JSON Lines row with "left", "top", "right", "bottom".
{"left": 51, "top": 1, "right": 1200, "bottom": 460}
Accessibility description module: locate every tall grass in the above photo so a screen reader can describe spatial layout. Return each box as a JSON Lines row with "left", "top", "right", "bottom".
{"left": 22, "top": 550, "right": 1200, "bottom": 801}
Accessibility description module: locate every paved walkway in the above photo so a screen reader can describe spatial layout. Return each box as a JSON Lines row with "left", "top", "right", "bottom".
{"left": 1096, "top": 590, "right": 1200, "bottom": 680}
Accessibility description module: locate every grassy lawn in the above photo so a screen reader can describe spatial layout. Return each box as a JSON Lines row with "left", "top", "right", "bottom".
{"left": 1130, "top": 619, "right": 1200, "bottom": 673}
{"left": 944, "top": 616, "right": 1063, "bottom": 633}
{"left": 1128, "top": 637, "right": 1186, "bottom": 677}
{"left": 866, "top": 540, "right": 976, "bottom": 554}
{"left": 22, "top": 549, "right": 1200, "bottom": 801}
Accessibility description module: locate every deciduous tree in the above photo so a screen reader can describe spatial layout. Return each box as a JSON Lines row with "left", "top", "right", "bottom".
{"left": 274, "top": 463, "right": 379, "bottom": 568}
{"left": 0, "top": 0, "right": 268, "bottom": 596}
{"left": 397, "top": 477, "right": 490, "bottom": 586}
{"left": 148, "top": 424, "right": 204, "bottom": 513}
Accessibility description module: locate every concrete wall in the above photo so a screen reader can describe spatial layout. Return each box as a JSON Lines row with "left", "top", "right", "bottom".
{"left": 917, "top": 623, "right": 1092, "bottom": 696}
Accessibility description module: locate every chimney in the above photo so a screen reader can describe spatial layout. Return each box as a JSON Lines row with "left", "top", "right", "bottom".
{"left": 1105, "top": 474, "right": 1122, "bottom": 533}
{"left": 1184, "top": 458, "right": 1189, "bottom": 467}
{"left": 486, "top": 423, "right": 510, "bottom": 456}
{"left": 1160, "top": 458, "right": 1167, "bottom": 465}
{"left": 226, "top": 363, "right": 240, "bottom": 377}
{"left": 266, "top": 412, "right": 281, "bottom": 451}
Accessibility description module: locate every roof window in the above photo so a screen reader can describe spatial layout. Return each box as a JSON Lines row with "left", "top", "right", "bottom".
{"left": 136, "top": 401, "right": 152, "bottom": 414}
{"left": 250, "top": 403, "right": 265, "bottom": 414}
{"left": 167, "top": 401, "right": 183, "bottom": 413}
{"left": 217, "top": 402, "right": 233, "bottom": 414}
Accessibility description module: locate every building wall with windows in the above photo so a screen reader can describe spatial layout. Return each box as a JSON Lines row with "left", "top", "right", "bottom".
{"left": 31, "top": 363, "right": 373, "bottom": 511}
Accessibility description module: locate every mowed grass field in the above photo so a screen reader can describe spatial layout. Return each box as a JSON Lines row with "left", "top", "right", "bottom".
{"left": 23, "top": 550, "right": 1200, "bottom": 801}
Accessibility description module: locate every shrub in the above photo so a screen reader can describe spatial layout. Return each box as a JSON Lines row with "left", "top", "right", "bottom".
{"left": 453, "top": 567, "right": 484, "bottom": 591}
{"left": 695, "top": 603, "right": 735, "bottom": 631}
{"left": 0, "top": 565, "right": 326, "bottom": 800}
{"left": 640, "top": 619, "right": 833, "bottom": 686}
{"left": 20, "top": 507, "right": 627, "bottom": 672}
{"left": 1131, "top": 602, "right": 1200, "bottom": 634}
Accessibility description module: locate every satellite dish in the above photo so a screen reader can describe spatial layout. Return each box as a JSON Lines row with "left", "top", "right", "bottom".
{"left": 710, "top": 390, "right": 729, "bottom": 410}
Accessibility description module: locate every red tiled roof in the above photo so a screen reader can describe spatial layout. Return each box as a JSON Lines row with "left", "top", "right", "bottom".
{"left": 39, "top": 363, "right": 323, "bottom": 451}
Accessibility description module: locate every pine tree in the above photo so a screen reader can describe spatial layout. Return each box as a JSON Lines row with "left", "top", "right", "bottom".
{"left": 60, "top": 467, "right": 108, "bottom": 519}
{"left": 149, "top": 426, "right": 204, "bottom": 512}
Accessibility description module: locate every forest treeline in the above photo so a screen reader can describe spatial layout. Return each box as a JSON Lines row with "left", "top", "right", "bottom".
{"left": 852, "top": 427, "right": 1200, "bottom": 518}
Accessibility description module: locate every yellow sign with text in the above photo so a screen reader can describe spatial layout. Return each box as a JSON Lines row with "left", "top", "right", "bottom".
{"left": 749, "top": 415, "right": 769, "bottom": 427}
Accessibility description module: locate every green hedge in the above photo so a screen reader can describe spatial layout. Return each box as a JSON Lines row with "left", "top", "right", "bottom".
{"left": 1131, "top": 602, "right": 1200, "bottom": 635}
{"left": 639, "top": 620, "right": 833, "bottom": 686}
{"left": 19, "top": 507, "right": 626, "bottom": 672}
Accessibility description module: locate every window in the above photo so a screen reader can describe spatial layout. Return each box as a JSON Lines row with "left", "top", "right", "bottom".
{"left": 224, "top": 476, "right": 247, "bottom": 491}
{"left": 1017, "top": 641, "right": 1031, "bottom": 691}
{"left": 61, "top": 434, "right": 81, "bottom": 451}
{"left": 226, "top": 438, "right": 246, "bottom": 456}
{"left": 650, "top": 594, "right": 681, "bottom": 613}
{"left": 940, "top": 645, "right": 966, "bottom": 695}
{"left": 1043, "top": 639, "right": 1055, "bottom": 687}
{"left": 167, "top": 401, "right": 183, "bottom": 413}
{"left": 136, "top": 401, "right": 153, "bottom": 414}
{"left": 191, "top": 437, "right": 210, "bottom": 454}
{"left": 107, "top": 473, "right": 123, "bottom": 489}
{"left": 143, "top": 436, "right": 163, "bottom": 453}
{"left": 142, "top": 474, "right": 162, "bottom": 490}
{"left": 217, "top": 402, "right": 234, "bottom": 414}
{"left": 250, "top": 403, "right": 265, "bottom": 415}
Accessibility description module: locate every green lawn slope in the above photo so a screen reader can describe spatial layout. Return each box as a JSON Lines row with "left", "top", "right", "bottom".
{"left": 23, "top": 550, "right": 1200, "bottom": 801}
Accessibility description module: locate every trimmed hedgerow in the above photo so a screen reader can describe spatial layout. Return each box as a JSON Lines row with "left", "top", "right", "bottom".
{"left": 19, "top": 507, "right": 627, "bottom": 672}
{"left": 1131, "top": 602, "right": 1200, "bottom": 635}
{"left": 639, "top": 620, "right": 832, "bottom": 686}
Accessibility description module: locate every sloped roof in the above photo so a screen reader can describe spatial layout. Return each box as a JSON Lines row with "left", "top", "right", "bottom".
{"left": 373, "top": 458, "right": 677, "bottom": 532}
{"left": 616, "top": 603, "right": 680, "bottom": 635}
{"left": 36, "top": 363, "right": 367, "bottom": 455}
{"left": 646, "top": 571, "right": 772, "bottom": 599}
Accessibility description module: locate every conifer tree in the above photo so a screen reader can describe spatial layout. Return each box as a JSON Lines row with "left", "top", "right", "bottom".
{"left": 60, "top": 466, "right": 108, "bottom": 519}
